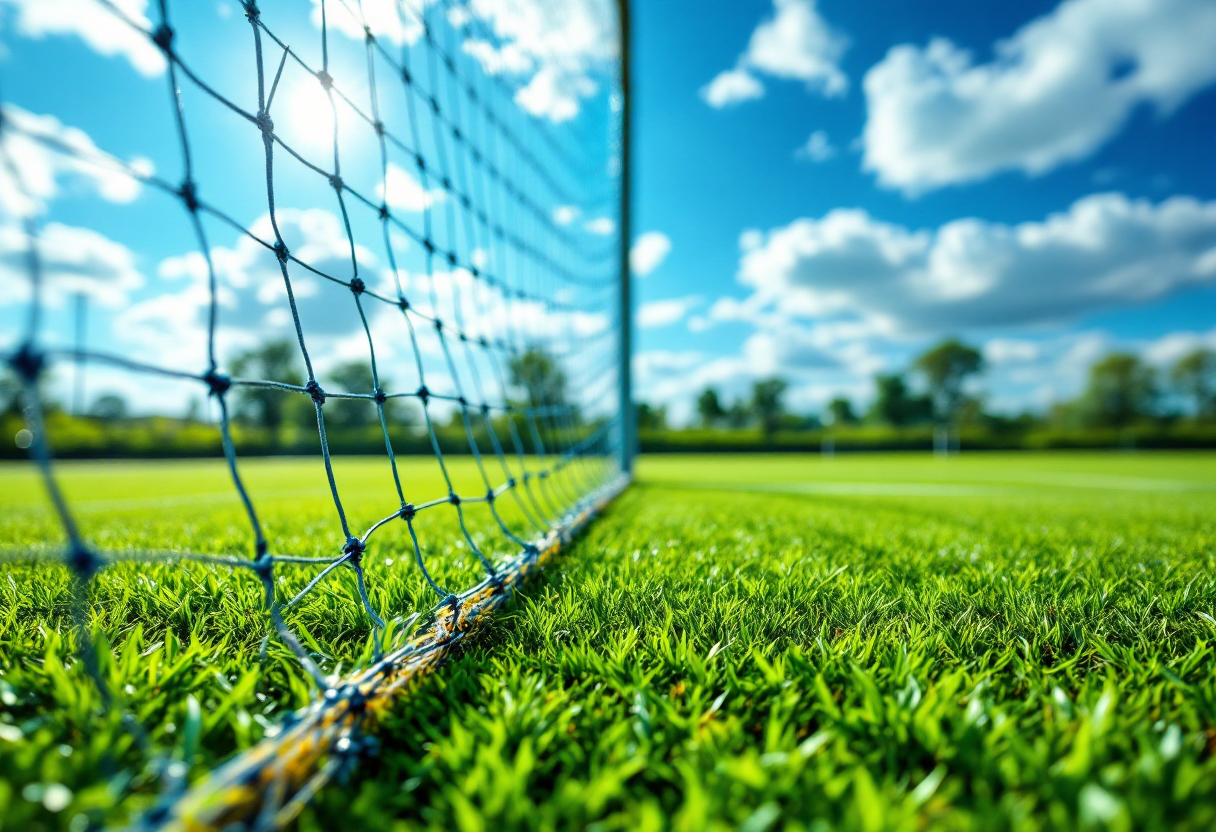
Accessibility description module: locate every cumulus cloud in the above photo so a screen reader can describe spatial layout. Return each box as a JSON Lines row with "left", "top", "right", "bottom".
{"left": 376, "top": 163, "right": 445, "bottom": 212}
{"left": 727, "top": 192, "right": 1216, "bottom": 333}
{"left": 702, "top": 0, "right": 848, "bottom": 108}
{"left": 0, "top": 221, "right": 145, "bottom": 308}
{"left": 0, "top": 106, "right": 151, "bottom": 216}
{"left": 862, "top": 0, "right": 1216, "bottom": 193}
{"left": 585, "top": 217, "right": 616, "bottom": 236}
{"left": 0, "top": 0, "right": 167, "bottom": 76}
{"left": 797, "top": 130, "right": 835, "bottom": 162}
{"left": 630, "top": 231, "right": 671, "bottom": 276}
{"left": 319, "top": 0, "right": 616, "bottom": 122}
{"left": 310, "top": 0, "right": 424, "bottom": 47}
{"left": 553, "top": 205, "right": 580, "bottom": 226}
{"left": 637, "top": 295, "right": 700, "bottom": 329}
{"left": 701, "top": 68, "right": 765, "bottom": 108}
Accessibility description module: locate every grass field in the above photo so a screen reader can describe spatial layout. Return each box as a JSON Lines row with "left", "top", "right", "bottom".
{"left": 2, "top": 452, "right": 1215, "bottom": 831}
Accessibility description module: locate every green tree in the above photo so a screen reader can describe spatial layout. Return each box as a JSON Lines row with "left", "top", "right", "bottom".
{"left": 869, "top": 373, "right": 931, "bottom": 426}
{"left": 913, "top": 339, "right": 984, "bottom": 426}
{"left": 636, "top": 402, "right": 667, "bottom": 430}
{"left": 230, "top": 340, "right": 304, "bottom": 434}
{"left": 509, "top": 348, "right": 568, "bottom": 412}
{"left": 1171, "top": 348, "right": 1216, "bottom": 420}
{"left": 751, "top": 378, "right": 788, "bottom": 437}
{"left": 88, "top": 393, "right": 128, "bottom": 422}
{"left": 697, "top": 388, "right": 725, "bottom": 427}
{"left": 826, "top": 397, "right": 857, "bottom": 427}
{"left": 324, "top": 361, "right": 408, "bottom": 430}
{"left": 725, "top": 399, "right": 750, "bottom": 428}
{"left": 1080, "top": 352, "right": 1156, "bottom": 427}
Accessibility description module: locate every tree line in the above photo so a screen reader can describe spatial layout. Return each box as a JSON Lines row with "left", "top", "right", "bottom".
{"left": 639, "top": 339, "right": 1216, "bottom": 442}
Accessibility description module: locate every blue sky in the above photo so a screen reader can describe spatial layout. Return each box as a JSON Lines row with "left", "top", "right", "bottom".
{"left": 2, "top": 0, "right": 1215, "bottom": 424}
{"left": 631, "top": 0, "right": 1216, "bottom": 421}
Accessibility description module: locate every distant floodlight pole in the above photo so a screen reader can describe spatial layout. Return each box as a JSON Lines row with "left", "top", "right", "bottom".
{"left": 617, "top": 0, "right": 635, "bottom": 475}
{"left": 73, "top": 291, "right": 87, "bottom": 416}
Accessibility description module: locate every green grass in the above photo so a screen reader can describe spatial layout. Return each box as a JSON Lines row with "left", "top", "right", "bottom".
{"left": 2, "top": 452, "right": 1216, "bottom": 831}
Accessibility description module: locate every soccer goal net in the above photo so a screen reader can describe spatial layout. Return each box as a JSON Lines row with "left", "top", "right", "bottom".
{"left": 0, "top": 0, "right": 630, "bottom": 827}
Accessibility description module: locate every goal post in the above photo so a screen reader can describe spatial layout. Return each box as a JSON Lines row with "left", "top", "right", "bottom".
{"left": 0, "top": 0, "right": 633, "bottom": 827}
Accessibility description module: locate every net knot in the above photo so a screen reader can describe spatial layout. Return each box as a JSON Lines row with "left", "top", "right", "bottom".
{"left": 446, "top": 252, "right": 457, "bottom": 267}
{"left": 429, "top": 95, "right": 440, "bottom": 114}
{"left": 255, "top": 110, "right": 275, "bottom": 136}
{"left": 179, "top": 180, "right": 199, "bottom": 213}
{"left": 151, "top": 24, "right": 175, "bottom": 54}
{"left": 448, "top": 493, "right": 461, "bottom": 506}
{"left": 9, "top": 344, "right": 44, "bottom": 381}
{"left": 273, "top": 240, "right": 289, "bottom": 263}
{"left": 440, "top": 176, "right": 452, "bottom": 192}
{"left": 452, "top": 126, "right": 463, "bottom": 142}
{"left": 401, "top": 67, "right": 412, "bottom": 84}
{"left": 414, "top": 153, "right": 426, "bottom": 171}
{"left": 243, "top": 1, "right": 260, "bottom": 21}
{"left": 373, "top": 387, "right": 387, "bottom": 404}
{"left": 397, "top": 297, "right": 410, "bottom": 311}
{"left": 372, "top": 120, "right": 385, "bottom": 137}
{"left": 343, "top": 537, "right": 364, "bottom": 564}
{"left": 363, "top": 25, "right": 374, "bottom": 44}
{"left": 480, "top": 403, "right": 490, "bottom": 415}
{"left": 416, "top": 385, "right": 429, "bottom": 403}
{"left": 202, "top": 370, "right": 231, "bottom": 397}
{"left": 469, "top": 266, "right": 480, "bottom": 277}
{"left": 305, "top": 380, "right": 326, "bottom": 405}
{"left": 433, "top": 320, "right": 443, "bottom": 332}
{"left": 328, "top": 174, "right": 343, "bottom": 192}
{"left": 422, "top": 237, "right": 435, "bottom": 253}
{"left": 457, "top": 395, "right": 467, "bottom": 407}
{"left": 484, "top": 488, "right": 495, "bottom": 503}
{"left": 317, "top": 69, "right": 334, "bottom": 91}
{"left": 506, "top": 477, "right": 517, "bottom": 488}
{"left": 251, "top": 552, "right": 273, "bottom": 579}
{"left": 478, "top": 336, "right": 489, "bottom": 348}
{"left": 349, "top": 276, "right": 365, "bottom": 295}
{"left": 378, "top": 203, "right": 389, "bottom": 220}
{"left": 397, "top": 503, "right": 416, "bottom": 522}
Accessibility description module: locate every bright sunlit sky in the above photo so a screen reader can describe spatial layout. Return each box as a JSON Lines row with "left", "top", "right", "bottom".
{"left": 2, "top": 0, "right": 1215, "bottom": 424}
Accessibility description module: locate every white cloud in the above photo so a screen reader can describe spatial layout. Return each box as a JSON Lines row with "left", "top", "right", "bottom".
{"left": 0, "top": 106, "right": 150, "bottom": 216}
{"left": 984, "top": 339, "right": 1041, "bottom": 365}
{"left": 862, "top": 0, "right": 1216, "bottom": 193}
{"left": 319, "top": 0, "right": 615, "bottom": 122}
{"left": 585, "top": 217, "right": 616, "bottom": 236}
{"left": 0, "top": 0, "right": 166, "bottom": 77}
{"left": 701, "top": 68, "right": 765, "bottom": 108}
{"left": 797, "top": 130, "right": 835, "bottom": 162}
{"left": 702, "top": 0, "right": 848, "bottom": 108}
{"left": 638, "top": 295, "right": 700, "bottom": 329}
{"left": 0, "top": 221, "right": 145, "bottom": 309}
{"left": 376, "top": 163, "right": 445, "bottom": 212}
{"left": 728, "top": 192, "right": 1216, "bottom": 333}
{"left": 553, "top": 205, "right": 580, "bottom": 226}
{"left": 310, "top": 0, "right": 424, "bottom": 47}
{"left": 630, "top": 231, "right": 671, "bottom": 276}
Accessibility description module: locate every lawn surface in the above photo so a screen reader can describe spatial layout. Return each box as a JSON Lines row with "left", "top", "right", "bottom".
{"left": 2, "top": 452, "right": 1215, "bottom": 831}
